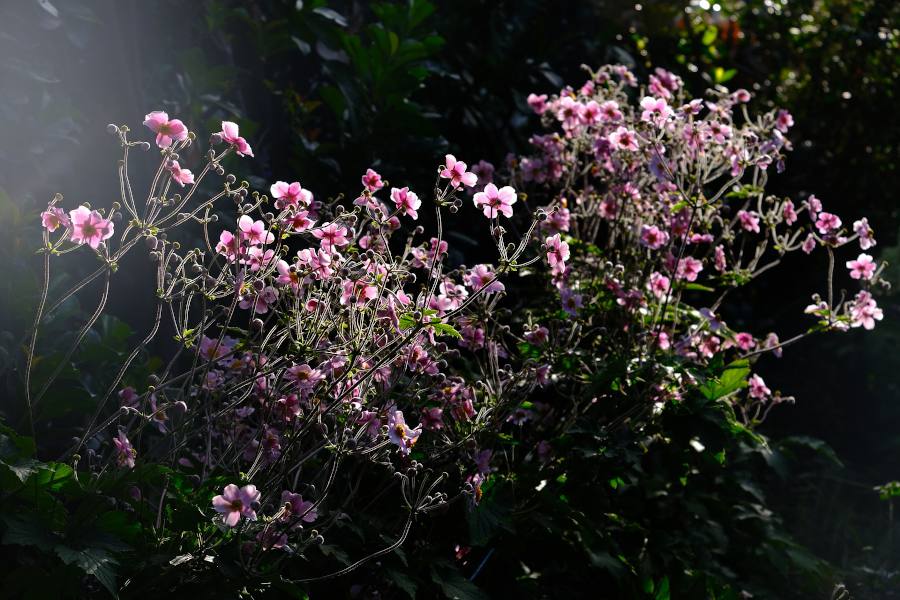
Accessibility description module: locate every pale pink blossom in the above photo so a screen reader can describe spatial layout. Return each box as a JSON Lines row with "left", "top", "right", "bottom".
{"left": 846, "top": 254, "right": 876, "bottom": 280}
{"left": 598, "top": 100, "right": 623, "bottom": 122}
{"left": 648, "top": 271, "right": 670, "bottom": 299}
{"left": 218, "top": 121, "right": 254, "bottom": 157}
{"left": 675, "top": 256, "right": 703, "bottom": 282}
{"left": 545, "top": 234, "right": 569, "bottom": 274}
{"left": 212, "top": 484, "right": 260, "bottom": 527}
{"left": 143, "top": 111, "right": 188, "bottom": 148}
{"left": 312, "top": 222, "right": 350, "bottom": 251}
{"left": 608, "top": 126, "right": 640, "bottom": 152}
{"left": 526, "top": 93, "right": 548, "bottom": 114}
{"left": 440, "top": 154, "right": 478, "bottom": 189}
{"left": 639, "top": 96, "right": 674, "bottom": 126}
{"left": 782, "top": 200, "right": 798, "bottom": 225}
{"left": 167, "top": 160, "right": 195, "bottom": 187}
{"left": 387, "top": 408, "right": 422, "bottom": 456}
{"left": 238, "top": 215, "right": 274, "bottom": 245}
{"left": 853, "top": 218, "right": 876, "bottom": 250}
{"left": 748, "top": 374, "right": 771, "bottom": 400}
{"left": 473, "top": 183, "right": 517, "bottom": 218}
{"left": 69, "top": 206, "right": 114, "bottom": 249}
{"left": 738, "top": 210, "right": 761, "bottom": 233}
{"left": 390, "top": 187, "right": 421, "bottom": 219}
{"left": 361, "top": 168, "right": 385, "bottom": 192}
{"left": 775, "top": 109, "right": 794, "bottom": 133}
{"left": 281, "top": 491, "right": 317, "bottom": 523}
{"left": 815, "top": 212, "right": 842, "bottom": 235}
{"left": 270, "top": 181, "right": 311, "bottom": 209}
{"left": 848, "top": 290, "right": 883, "bottom": 330}
{"left": 640, "top": 225, "right": 669, "bottom": 249}
{"left": 113, "top": 431, "right": 136, "bottom": 469}
{"left": 467, "top": 264, "right": 504, "bottom": 293}
{"left": 41, "top": 206, "right": 70, "bottom": 232}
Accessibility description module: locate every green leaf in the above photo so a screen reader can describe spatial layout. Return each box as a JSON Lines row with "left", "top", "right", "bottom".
{"left": 430, "top": 322, "right": 462, "bottom": 339}
{"left": 700, "top": 359, "right": 750, "bottom": 400}
{"left": 54, "top": 545, "right": 119, "bottom": 597}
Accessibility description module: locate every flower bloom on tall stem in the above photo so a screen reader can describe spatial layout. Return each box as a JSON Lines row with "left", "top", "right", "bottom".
{"left": 361, "top": 168, "right": 385, "bottom": 192}
{"left": 527, "top": 93, "right": 548, "bottom": 114}
{"left": 390, "top": 187, "right": 421, "bottom": 220}
{"left": 312, "top": 222, "right": 350, "bottom": 251}
{"left": 815, "top": 211, "right": 841, "bottom": 235}
{"left": 113, "top": 431, "right": 136, "bottom": 469}
{"left": 748, "top": 374, "right": 771, "bottom": 400}
{"left": 639, "top": 96, "right": 674, "bottom": 127}
{"left": 212, "top": 484, "right": 260, "bottom": 527}
{"left": 41, "top": 206, "right": 70, "bottom": 232}
{"left": 467, "top": 264, "right": 504, "bottom": 293}
{"left": 280, "top": 491, "right": 317, "bottom": 523}
{"left": 166, "top": 160, "right": 195, "bottom": 187}
{"left": 238, "top": 215, "right": 274, "bottom": 246}
{"left": 440, "top": 154, "right": 478, "bottom": 189}
{"left": 143, "top": 111, "right": 188, "bottom": 148}
{"left": 608, "top": 126, "right": 640, "bottom": 152}
{"left": 640, "top": 225, "right": 669, "bottom": 249}
{"left": 270, "top": 181, "right": 310, "bottom": 209}
{"left": 848, "top": 290, "right": 883, "bottom": 330}
{"left": 675, "top": 256, "right": 703, "bottom": 282}
{"left": 737, "top": 210, "right": 761, "bottom": 233}
{"left": 853, "top": 218, "right": 876, "bottom": 250}
{"left": 387, "top": 408, "right": 422, "bottom": 456}
{"left": 846, "top": 254, "right": 876, "bottom": 280}
{"left": 473, "top": 183, "right": 517, "bottom": 218}
{"left": 545, "top": 234, "right": 569, "bottom": 274}
{"left": 218, "top": 121, "right": 254, "bottom": 157}
{"left": 69, "top": 206, "right": 114, "bottom": 249}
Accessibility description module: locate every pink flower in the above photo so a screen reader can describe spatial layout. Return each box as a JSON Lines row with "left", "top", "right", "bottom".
{"left": 143, "top": 111, "right": 188, "bottom": 148}
{"left": 846, "top": 254, "right": 876, "bottom": 280}
{"left": 69, "top": 206, "right": 114, "bottom": 249}
{"left": 801, "top": 234, "right": 817, "bottom": 254}
{"left": 599, "top": 100, "right": 623, "bottom": 122}
{"left": 675, "top": 256, "right": 703, "bottom": 282}
{"left": 608, "top": 126, "right": 640, "bottom": 152}
{"left": 527, "top": 93, "right": 548, "bottom": 114}
{"left": 467, "top": 264, "right": 504, "bottom": 293}
{"left": 738, "top": 210, "right": 761, "bottom": 233}
{"left": 216, "top": 230, "right": 241, "bottom": 261}
{"left": 545, "top": 234, "right": 569, "bottom": 274}
{"left": 238, "top": 215, "right": 274, "bottom": 245}
{"left": 361, "top": 168, "right": 385, "bottom": 193}
{"left": 281, "top": 491, "right": 317, "bottom": 523}
{"left": 240, "top": 285, "right": 278, "bottom": 314}
{"left": 647, "top": 272, "right": 670, "bottom": 299}
{"left": 748, "top": 374, "right": 771, "bottom": 400}
{"left": 775, "top": 109, "right": 794, "bottom": 133}
{"left": 387, "top": 408, "right": 422, "bottom": 456}
{"left": 440, "top": 154, "right": 478, "bottom": 189}
{"left": 639, "top": 96, "right": 674, "bottom": 126}
{"left": 285, "top": 363, "right": 324, "bottom": 391}
{"left": 312, "top": 222, "right": 350, "bottom": 251}
{"left": 219, "top": 121, "right": 254, "bottom": 157}
{"left": 734, "top": 332, "right": 755, "bottom": 351}
{"left": 783, "top": 200, "right": 798, "bottom": 225}
{"left": 853, "top": 218, "right": 876, "bottom": 250}
{"left": 640, "top": 225, "right": 669, "bottom": 249}
{"left": 390, "top": 187, "right": 421, "bottom": 219}
{"left": 113, "top": 431, "right": 136, "bottom": 469}
{"left": 270, "top": 181, "right": 310, "bottom": 209}
{"left": 848, "top": 290, "right": 883, "bottom": 330}
{"left": 815, "top": 212, "right": 842, "bottom": 235}
{"left": 473, "top": 183, "right": 517, "bottom": 219}
{"left": 41, "top": 206, "right": 70, "bottom": 232}
{"left": 212, "top": 484, "right": 260, "bottom": 527}
{"left": 276, "top": 259, "right": 302, "bottom": 291}
{"left": 167, "top": 160, "right": 195, "bottom": 187}
{"left": 807, "top": 195, "right": 823, "bottom": 216}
